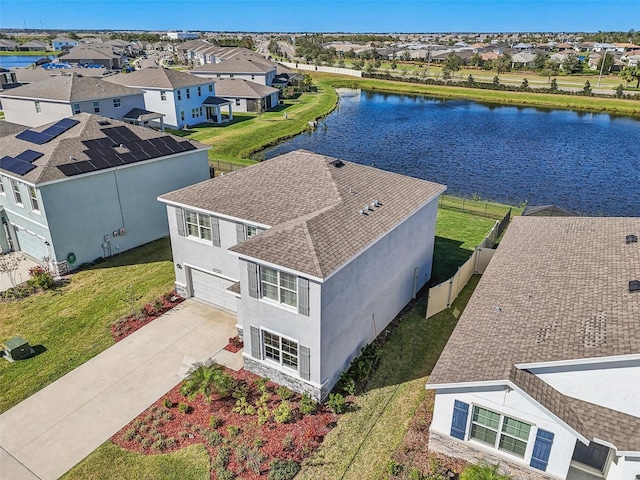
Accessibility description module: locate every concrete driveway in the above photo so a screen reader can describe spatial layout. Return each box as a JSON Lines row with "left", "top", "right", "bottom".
{"left": 0, "top": 300, "right": 241, "bottom": 480}
{"left": 0, "top": 252, "right": 39, "bottom": 293}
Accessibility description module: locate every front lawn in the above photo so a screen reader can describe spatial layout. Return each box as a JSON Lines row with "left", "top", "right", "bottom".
{"left": 0, "top": 238, "right": 175, "bottom": 413}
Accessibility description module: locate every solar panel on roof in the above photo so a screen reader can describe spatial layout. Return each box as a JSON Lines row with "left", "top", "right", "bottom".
{"left": 73, "top": 161, "right": 94, "bottom": 174}
{"left": 104, "top": 155, "right": 123, "bottom": 167}
{"left": 131, "top": 151, "right": 149, "bottom": 161}
{"left": 56, "top": 118, "right": 80, "bottom": 129}
{"left": 0, "top": 157, "right": 36, "bottom": 175}
{"left": 118, "top": 152, "right": 138, "bottom": 164}
{"left": 16, "top": 150, "right": 43, "bottom": 163}
{"left": 87, "top": 157, "right": 110, "bottom": 170}
{"left": 41, "top": 125, "right": 66, "bottom": 137}
{"left": 162, "top": 136, "right": 181, "bottom": 152}
{"left": 16, "top": 130, "right": 48, "bottom": 145}
{"left": 57, "top": 164, "right": 82, "bottom": 176}
{"left": 116, "top": 127, "right": 139, "bottom": 142}
{"left": 178, "top": 141, "right": 196, "bottom": 151}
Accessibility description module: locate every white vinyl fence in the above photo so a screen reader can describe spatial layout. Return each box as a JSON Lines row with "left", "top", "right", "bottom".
{"left": 279, "top": 62, "right": 363, "bottom": 77}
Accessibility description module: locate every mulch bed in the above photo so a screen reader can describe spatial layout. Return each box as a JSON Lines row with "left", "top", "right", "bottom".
{"left": 112, "top": 368, "right": 339, "bottom": 479}
{"left": 111, "top": 291, "right": 185, "bottom": 342}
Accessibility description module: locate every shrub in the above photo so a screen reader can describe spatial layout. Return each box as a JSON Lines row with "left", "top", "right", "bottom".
{"left": 139, "top": 423, "right": 150, "bottom": 434}
{"left": 327, "top": 393, "right": 347, "bottom": 414}
{"left": 151, "top": 438, "right": 167, "bottom": 452}
{"left": 178, "top": 402, "right": 190, "bottom": 414}
{"left": 178, "top": 430, "right": 190, "bottom": 439}
{"left": 276, "top": 385, "right": 292, "bottom": 400}
{"left": 153, "top": 297, "right": 164, "bottom": 312}
{"left": 165, "top": 437, "right": 177, "bottom": 449}
{"left": 299, "top": 392, "right": 317, "bottom": 415}
{"left": 335, "top": 342, "right": 382, "bottom": 395}
{"left": 227, "top": 425, "right": 240, "bottom": 437}
{"left": 209, "top": 415, "right": 222, "bottom": 429}
{"left": 257, "top": 405, "right": 271, "bottom": 425}
{"left": 123, "top": 428, "right": 137, "bottom": 441}
{"left": 254, "top": 377, "right": 270, "bottom": 394}
{"left": 140, "top": 437, "right": 152, "bottom": 450}
{"left": 213, "top": 446, "right": 231, "bottom": 469}
{"left": 216, "top": 469, "right": 236, "bottom": 480}
{"left": 387, "top": 460, "right": 404, "bottom": 476}
{"left": 180, "top": 362, "right": 237, "bottom": 401}
{"left": 161, "top": 410, "right": 174, "bottom": 421}
{"left": 228, "top": 335, "right": 243, "bottom": 348}
{"left": 254, "top": 437, "right": 265, "bottom": 448}
{"left": 162, "top": 397, "right": 173, "bottom": 408}
{"left": 273, "top": 401, "right": 293, "bottom": 423}
{"left": 233, "top": 397, "right": 256, "bottom": 415}
{"left": 203, "top": 429, "right": 223, "bottom": 446}
{"left": 282, "top": 433, "right": 294, "bottom": 451}
{"left": 245, "top": 447, "right": 265, "bottom": 474}
{"left": 460, "top": 462, "right": 511, "bottom": 480}
{"left": 28, "top": 266, "right": 55, "bottom": 290}
{"left": 268, "top": 459, "right": 301, "bottom": 480}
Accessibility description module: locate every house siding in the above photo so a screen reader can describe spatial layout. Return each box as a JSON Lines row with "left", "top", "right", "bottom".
{"left": 139, "top": 85, "right": 214, "bottom": 129}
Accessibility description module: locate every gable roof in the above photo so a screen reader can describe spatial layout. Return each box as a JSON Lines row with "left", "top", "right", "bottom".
{"left": 61, "top": 46, "right": 120, "bottom": 60}
{"left": 0, "top": 73, "right": 142, "bottom": 102}
{"left": 103, "top": 67, "right": 211, "bottom": 90}
{"left": 0, "top": 113, "right": 206, "bottom": 184}
{"left": 213, "top": 78, "right": 278, "bottom": 99}
{"left": 159, "top": 150, "right": 445, "bottom": 279}
{"left": 190, "top": 57, "right": 276, "bottom": 74}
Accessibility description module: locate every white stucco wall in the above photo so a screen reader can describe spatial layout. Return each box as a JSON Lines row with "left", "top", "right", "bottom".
{"left": 75, "top": 94, "right": 145, "bottom": 122}
{"left": 431, "top": 387, "right": 579, "bottom": 479}
{"left": 604, "top": 455, "right": 640, "bottom": 480}
{"left": 319, "top": 197, "right": 439, "bottom": 390}
{"left": 1, "top": 97, "right": 72, "bottom": 127}
{"left": 529, "top": 359, "right": 640, "bottom": 417}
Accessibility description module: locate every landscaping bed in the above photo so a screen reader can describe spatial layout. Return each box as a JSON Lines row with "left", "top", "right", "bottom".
{"left": 110, "top": 291, "right": 184, "bottom": 342}
{"left": 111, "top": 366, "right": 339, "bottom": 479}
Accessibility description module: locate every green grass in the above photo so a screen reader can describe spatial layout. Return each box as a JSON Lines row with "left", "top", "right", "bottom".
{"left": 298, "top": 275, "right": 481, "bottom": 480}
{"left": 61, "top": 442, "right": 210, "bottom": 480}
{"left": 0, "top": 238, "right": 175, "bottom": 413}
{"left": 0, "top": 50, "right": 61, "bottom": 56}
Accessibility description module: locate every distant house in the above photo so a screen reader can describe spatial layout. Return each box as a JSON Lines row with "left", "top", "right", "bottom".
{"left": 52, "top": 37, "right": 79, "bottom": 52}
{"left": 189, "top": 57, "right": 277, "bottom": 86}
{"left": 0, "top": 73, "right": 151, "bottom": 127}
{"left": 60, "top": 46, "right": 125, "bottom": 69}
{"left": 9, "top": 66, "right": 111, "bottom": 85}
{"left": 427, "top": 216, "right": 640, "bottom": 480}
{"left": 511, "top": 52, "right": 536, "bottom": 68}
{"left": 167, "top": 31, "right": 200, "bottom": 41}
{"left": 0, "top": 113, "right": 210, "bottom": 273}
{"left": 104, "top": 67, "right": 232, "bottom": 127}
{"left": 0, "top": 39, "right": 18, "bottom": 51}
{"left": 0, "top": 68, "right": 19, "bottom": 91}
{"left": 158, "top": 150, "right": 445, "bottom": 400}
{"left": 213, "top": 78, "right": 279, "bottom": 113}
{"left": 19, "top": 40, "right": 50, "bottom": 52}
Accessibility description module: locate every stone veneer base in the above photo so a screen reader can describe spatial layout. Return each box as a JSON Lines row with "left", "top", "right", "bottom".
{"left": 428, "top": 431, "right": 558, "bottom": 480}
{"left": 244, "top": 357, "right": 324, "bottom": 402}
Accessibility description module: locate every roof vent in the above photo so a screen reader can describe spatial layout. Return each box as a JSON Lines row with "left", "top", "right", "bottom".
{"left": 372, "top": 200, "right": 381, "bottom": 207}
{"left": 97, "top": 120, "right": 111, "bottom": 126}
{"left": 629, "top": 280, "right": 640, "bottom": 293}
{"left": 359, "top": 209, "right": 367, "bottom": 216}
{"left": 626, "top": 234, "right": 637, "bottom": 244}
{"left": 329, "top": 159, "right": 344, "bottom": 168}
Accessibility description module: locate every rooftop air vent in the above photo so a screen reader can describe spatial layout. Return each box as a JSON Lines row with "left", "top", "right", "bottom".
{"left": 629, "top": 280, "right": 640, "bottom": 293}
{"left": 329, "top": 159, "right": 344, "bottom": 168}
{"left": 626, "top": 234, "right": 637, "bottom": 244}
{"left": 97, "top": 120, "right": 111, "bottom": 126}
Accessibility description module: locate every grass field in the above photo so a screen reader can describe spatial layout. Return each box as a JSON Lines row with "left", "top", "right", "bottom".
{"left": 0, "top": 50, "right": 60, "bottom": 56}
{"left": 0, "top": 238, "right": 175, "bottom": 413}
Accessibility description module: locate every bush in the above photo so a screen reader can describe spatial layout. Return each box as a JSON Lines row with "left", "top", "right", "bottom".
{"left": 336, "top": 342, "right": 382, "bottom": 395}
{"left": 273, "top": 400, "right": 293, "bottom": 423}
{"left": 28, "top": 266, "right": 55, "bottom": 290}
{"left": 327, "top": 393, "right": 347, "bottom": 414}
{"left": 387, "top": 460, "right": 404, "bottom": 476}
{"left": 203, "top": 429, "right": 223, "bottom": 446}
{"left": 257, "top": 405, "right": 271, "bottom": 425}
{"left": 228, "top": 335, "right": 243, "bottom": 348}
{"left": 299, "top": 392, "right": 317, "bottom": 415}
{"left": 209, "top": 415, "right": 222, "bottom": 429}
{"left": 178, "top": 402, "right": 190, "bottom": 414}
{"left": 268, "top": 459, "right": 301, "bottom": 480}
{"left": 180, "top": 362, "right": 238, "bottom": 402}
{"left": 162, "top": 397, "right": 173, "bottom": 408}
{"left": 213, "top": 446, "right": 231, "bottom": 469}
{"left": 233, "top": 396, "right": 256, "bottom": 415}
{"left": 460, "top": 462, "right": 511, "bottom": 480}
{"left": 227, "top": 425, "right": 240, "bottom": 437}
{"left": 276, "top": 385, "right": 292, "bottom": 400}
{"left": 123, "top": 428, "right": 137, "bottom": 441}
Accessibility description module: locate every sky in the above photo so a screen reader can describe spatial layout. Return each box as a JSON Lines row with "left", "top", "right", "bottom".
{"left": 0, "top": 0, "right": 637, "bottom": 33}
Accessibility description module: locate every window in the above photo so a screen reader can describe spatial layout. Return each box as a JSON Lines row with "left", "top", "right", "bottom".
{"left": 197, "top": 86, "right": 201, "bottom": 96}
{"left": 251, "top": 74, "right": 255, "bottom": 80}
{"left": 235, "top": 98, "right": 241, "bottom": 106}
{"left": 180, "top": 111, "right": 185, "bottom": 121}
{"left": 160, "top": 90, "right": 166, "bottom": 101}
{"left": 0, "top": 176, "right": 5, "bottom": 195}
{"left": 470, "top": 406, "right": 531, "bottom": 458}
{"left": 93, "top": 101, "right": 100, "bottom": 113}
{"left": 263, "top": 331, "right": 298, "bottom": 370}
{"left": 28, "top": 186, "right": 39, "bottom": 212}
{"left": 35, "top": 101, "right": 41, "bottom": 113}
{"left": 113, "top": 98, "right": 121, "bottom": 108}
{"left": 185, "top": 210, "right": 212, "bottom": 241}
{"left": 11, "top": 179, "right": 22, "bottom": 205}
{"left": 208, "top": 84, "right": 213, "bottom": 92}
{"left": 177, "top": 90, "right": 182, "bottom": 100}
{"left": 246, "top": 225, "right": 258, "bottom": 238}
{"left": 230, "top": 74, "right": 235, "bottom": 79}
{"left": 186, "top": 88, "right": 190, "bottom": 99}
{"left": 261, "top": 266, "right": 297, "bottom": 307}
{"left": 72, "top": 103, "right": 81, "bottom": 114}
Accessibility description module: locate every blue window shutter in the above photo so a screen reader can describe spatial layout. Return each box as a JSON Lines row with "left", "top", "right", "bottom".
{"left": 298, "top": 277, "right": 309, "bottom": 316}
{"left": 299, "top": 345, "right": 310, "bottom": 380}
{"left": 211, "top": 217, "right": 220, "bottom": 247}
{"left": 236, "top": 223, "right": 245, "bottom": 243}
{"left": 250, "top": 326, "right": 262, "bottom": 359}
{"left": 247, "top": 262, "right": 259, "bottom": 298}
{"left": 530, "top": 429, "right": 554, "bottom": 471}
{"left": 450, "top": 400, "right": 469, "bottom": 440}
{"left": 175, "top": 208, "right": 185, "bottom": 236}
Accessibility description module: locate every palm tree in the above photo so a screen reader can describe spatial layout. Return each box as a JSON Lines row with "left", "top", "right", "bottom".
{"left": 443, "top": 53, "right": 463, "bottom": 78}
{"left": 620, "top": 65, "right": 640, "bottom": 88}
{"left": 180, "top": 362, "right": 236, "bottom": 402}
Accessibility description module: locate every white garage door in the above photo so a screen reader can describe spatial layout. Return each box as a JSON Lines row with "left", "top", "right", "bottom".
{"left": 190, "top": 268, "right": 237, "bottom": 312}
{"left": 15, "top": 229, "right": 49, "bottom": 261}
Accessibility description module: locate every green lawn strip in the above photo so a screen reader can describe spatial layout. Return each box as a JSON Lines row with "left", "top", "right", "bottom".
{"left": 61, "top": 442, "right": 210, "bottom": 480}
{"left": 0, "top": 50, "right": 61, "bottom": 56}
{"left": 298, "top": 276, "right": 480, "bottom": 480}
{"left": 0, "top": 238, "right": 175, "bottom": 413}
{"left": 440, "top": 195, "right": 523, "bottom": 220}
{"left": 310, "top": 72, "right": 640, "bottom": 116}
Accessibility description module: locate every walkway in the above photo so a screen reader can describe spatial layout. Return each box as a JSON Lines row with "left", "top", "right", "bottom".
{"left": 0, "top": 300, "right": 241, "bottom": 480}
{"left": 0, "top": 252, "right": 39, "bottom": 293}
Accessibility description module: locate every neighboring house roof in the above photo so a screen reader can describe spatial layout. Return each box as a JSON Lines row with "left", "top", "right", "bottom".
{"left": 0, "top": 39, "right": 18, "bottom": 48}
{"left": 522, "top": 205, "right": 575, "bottom": 217}
{"left": 52, "top": 37, "right": 77, "bottom": 43}
{"left": 0, "top": 121, "right": 28, "bottom": 138}
{"left": 511, "top": 52, "right": 536, "bottom": 63}
{"left": 10, "top": 67, "right": 111, "bottom": 83}
{"left": 160, "top": 150, "right": 445, "bottom": 279}
{"left": 21, "top": 40, "right": 48, "bottom": 49}
{"left": 61, "top": 47, "right": 120, "bottom": 61}
{"left": 0, "top": 113, "right": 206, "bottom": 184}
{"left": 103, "top": 67, "right": 211, "bottom": 90}
{"left": 213, "top": 78, "right": 278, "bottom": 99}
{"left": 190, "top": 57, "right": 275, "bottom": 74}
{"left": 0, "top": 73, "right": 142, "bottom": 102}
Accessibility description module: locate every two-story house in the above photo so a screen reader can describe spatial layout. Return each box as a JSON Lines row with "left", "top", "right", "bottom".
{"left": 0, "top": 113, "right": 210, "bottom": 274}
{"left": 159, "top": 150, "right": 445, "bottom": 400}
{"left": 189, "top": 57, "right": 277, "bottom": 86}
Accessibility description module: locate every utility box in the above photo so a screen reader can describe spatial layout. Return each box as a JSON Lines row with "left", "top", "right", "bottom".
{"left": 1, "top": 336, "right": 35, "bottom": 362}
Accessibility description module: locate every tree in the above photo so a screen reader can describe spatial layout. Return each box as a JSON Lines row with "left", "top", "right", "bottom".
{"left": 533, "top": 52, "right": 549, "bottom": 71}
{"left": 364, "top": 61, "right": 376, "bottom": 75}
{"left": 521, "top": 78, "right": 529, "bottom": 90}
{"left": 550, "top": 78, "right": 558, "bottom": 92}
{"left": 562, "top": 54, "right": 583, "bottom": 74}
{"left": 0, "top": 253, "right": 25, "bottom": 288}
{"left": 494, "top": 53, "right": 512, "bottom": 76}
{"left": 469, "top": 52, "right": 483, "bottom": 68}
{"left": 442, "top": 53, "right": 463, "bottom": 78}
{"left": 401, "top": 50, "right": 411, "bottom": 62}
{"left": 67, "top": 32, "right": 80, "bottom": 40}
{"left": 615, "top": 84, "right": 625, "bottom": 98}
{"left": 302, "top": 73, "right": 313, "bottom": 92}
{"left": 583, "top": 80, "right": 593, "bottom": 95}
{"left": 180, "top": 363, "right": 237, "bottom": 402}
{"left": 596, "top": 52, "right": 614, "bottom": 74}
{"left": 467, "top": 74, "right": 475, "bottom": 86}
{"left": 620, "top": 65, "right": 640, "bottom": 88}
{"left": 390, "top": 58, "right": 397, "bottom": 70}
{"left": 492, "top": 75, "right": 500, "bottom": 87}
{"left": 541, "top": 60, "right": 560, "bottom": 83}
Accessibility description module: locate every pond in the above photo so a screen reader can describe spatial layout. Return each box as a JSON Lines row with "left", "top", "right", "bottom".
{"left": 265, "top": 89, "right": 640, "bottom": 216}
{"left": 0, "top": 55, "right": 54, "bottom": 68}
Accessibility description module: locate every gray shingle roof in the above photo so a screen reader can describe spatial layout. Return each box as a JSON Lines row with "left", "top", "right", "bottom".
{"left": 213, "top": 78, "right": 279, "bottom": 99}
{"left": 103, "top": 67, "right": 212, "bottom": 90}
{"left": 61, "top": 46, "right": 120, "bottom": 60}
{"left": 0, "top": 113, "right": 207, "bottom": 184}
{"left": 10, "top": 67, "right": 110, "bottom": 84}
{"left": 190, "top": 57, "right": 275, "bottom": 74}
{"left": 159, "top": 150, "right": 445, "bottom": 278}
{"left": 0, "top": 73, "right": 142, "bottom": 102}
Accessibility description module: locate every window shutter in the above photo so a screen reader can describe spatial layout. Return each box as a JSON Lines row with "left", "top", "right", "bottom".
{"left": 236, "top": 223, "right": 245, "bottom": 242}
{"left": 299, "top": 345, "right": 310, "bottom": 380}
{"left": 247, "top": 262, "right": 259, "bottom": 298}
{"left": 211, "top": 216, "right": 220, "bottom": 247}
{"left": 530, "top": 429, "right": 554, "bottom": 471}
{"left": 298, "top": 277, "right": 310, "bottom": 316}
{"left": 250, "top": 326, "right": 262, "bottom": 359}
{"left": 175, "top": 208, "right": 185, "bottom": 236}
{"left": 450, "top": 400, "right": 469, "bottom": 440}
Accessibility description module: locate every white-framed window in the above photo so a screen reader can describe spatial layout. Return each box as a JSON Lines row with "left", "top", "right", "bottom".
{"left": 185, "top": 210, "right": 212, "bottom": 241}
{"left": 11, "top": 179, "right": 22, "bottom": 205}
{"left": 197, "top": 86, "right": 201, "bottom": 96}
{"left": 180, "top": 111, "right": 185, "bottom": 121}
{"left": 261, "top": 266, "right": 297, "bottom": 308}
{"left": 263, "top": 330, "right": 298, "bottom": 370}
{"left": 160, "top": 90, "right": 166, "bottom": 101}
{"left": 216, "top": 74, "right": 221, "bottom": 78}
{"left": 177, "top": 90, "right": 182, "bottom": 100}
{"left": 93, "top": 101, "right": 100, "bottom": 113}
{"left": 72, "top": 103, "right": 81, "bottom": 114}
{"left": 0, "top": 176, "right": 5, "bottom": 195}
{"left": 186, "top": 88, "right": 190, "bottom": 99}
{"left": 251, "top": 74, "right": 255, "bottom": 80}
{"left": 235, "top": 98, "right": 241, "bottom": 106}
{"left": 470, "top": 406, "right": 531, "bottom": 458}
{"left": 28, "top": 186, "right": 39, "bottom": 213}
{"left": 246, "top": 225, "right": 258, "bottom": 238}
{"left": 113, "top": 98, "right": 121, "bottom": 108}
{"left": 35, "top": 101, "right": 41, "bottom": 113}
{"left": 208, "top": 84, "right": 213, "bottom": 92}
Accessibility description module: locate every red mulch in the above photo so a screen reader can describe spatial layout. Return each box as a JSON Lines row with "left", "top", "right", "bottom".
{"left": 112, "top": 368, "right": 339, "bottom": 479}
{"left": 111, "top": 291, "right": 185, "bottom": 342}
{"left": 223, "top": 343, "right": 243, "bottom": 353}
